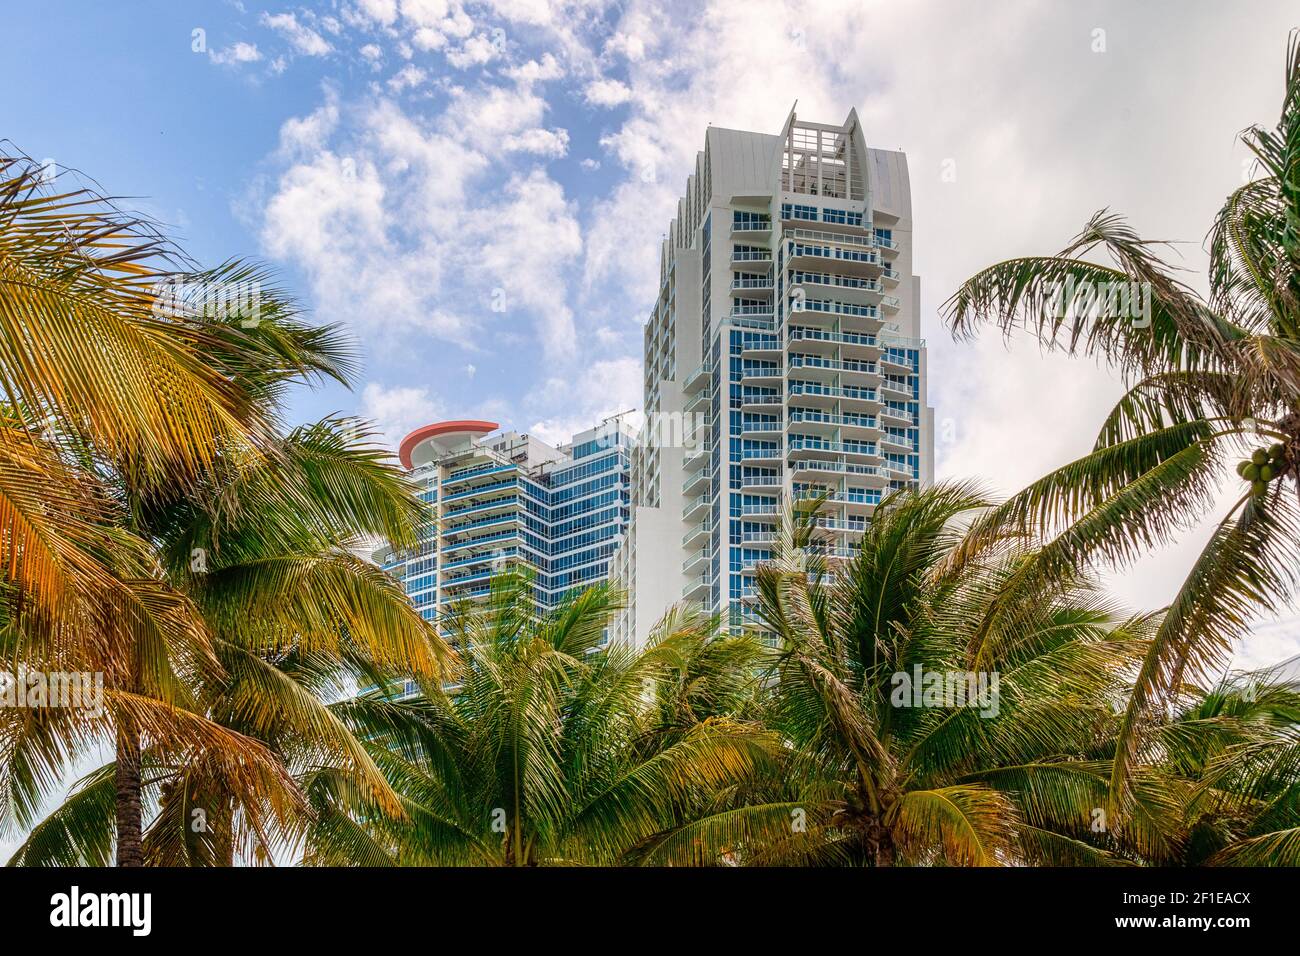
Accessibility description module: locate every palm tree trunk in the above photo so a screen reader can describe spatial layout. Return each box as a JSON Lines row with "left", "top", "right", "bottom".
{"left": 115, "top": 647, "right": 145, "bottom": 868}
{"left": 115, "top": 717, "right": 144, "bottom": 867}
{"left": 866, "top": 818, "right": 895, "bottom": 867}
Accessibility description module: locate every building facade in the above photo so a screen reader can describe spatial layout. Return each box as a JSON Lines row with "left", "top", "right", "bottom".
{"left": 611, "top": 108, "right": 934, "bottom": 648}
{"left": 375, "top": 420, "right": 633, "bottom": 633}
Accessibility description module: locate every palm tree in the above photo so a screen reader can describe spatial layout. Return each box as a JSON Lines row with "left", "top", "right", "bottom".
{"left": 678, "top": 485, "right": 1198, "bottom": 866}
{"left": 940, "top": 35, "right": 1300, "bottom": 817}
{"left": 5, "top": 410, "right": 453, "bottom": 866}
{"left": 1159, "top": 665, "right": 1300, "bottom": 865}
{"left": 0, "top": 151, "right": 295, "bottom": 865}
{"left": 0, "top": 151, "right": 450, "bottom": 865}
{"left": 298, "top": 574, "right": 776, "bottom": 866}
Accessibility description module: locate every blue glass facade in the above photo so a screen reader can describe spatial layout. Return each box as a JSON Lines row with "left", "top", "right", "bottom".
{"left": 378, "top": 427, "right": 631, "bottom": 633}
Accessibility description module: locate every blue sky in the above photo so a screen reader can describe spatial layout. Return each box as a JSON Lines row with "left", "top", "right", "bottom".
{"left": 4, "top": 0, "right": 1300, "bottom": 666}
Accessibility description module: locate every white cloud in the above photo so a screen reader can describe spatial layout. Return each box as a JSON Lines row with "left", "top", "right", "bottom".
{"left": 583, "top": 78, "right": 631, "bottom": 107}
{"left": 210, "top": 41, "right": 262, "bottom": 65}
{"left": 261, "top": 11, "right": 333, "bottom": 56}
{"left": 503, "top": 53, "right": 565, "bottom": 84}
{"left": 361, "top": 382, "right": 441, "bottom": 452}
{"left": 504, "top": 127, "right": 570, "bottom": 157}
{"left": 447, "top": 32, "right": 504, "bottom": 69}
{"left": 356, "top": 0, "right": 399, "bottom": 27}
{"left": 277, "top": 88, "right": 340, "bottom": 156}
{"left": 399, "top": 0, "right": 475, "bottom": 51}
{"left": 603, "top": 28, "right": 647, "bottom": 62}
{"left": 470, "top": 169, "right": 582, "bottom": 359}
{"left": 258, "top": 88, "right": 578, "bottom": 360}
{"left": 441, "top": 82, "right": 548, "bottom": 151}
{"left": 528, "top": 357, "right": 642, "bottom": 446}
{"left": 411, "top": 27, "right": 447, "bottom": 51}
{"left": 387, "top": 63, "right": 427, "bottom": 91}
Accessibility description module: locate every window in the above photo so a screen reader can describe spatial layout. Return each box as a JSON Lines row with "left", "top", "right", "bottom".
{"left": 781, "top": 202, "right": 818, "bottom": 222}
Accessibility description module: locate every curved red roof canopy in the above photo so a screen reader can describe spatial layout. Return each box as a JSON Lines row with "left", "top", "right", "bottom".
{"left": 399, "top": 420, "right": 498, "bottom": 470}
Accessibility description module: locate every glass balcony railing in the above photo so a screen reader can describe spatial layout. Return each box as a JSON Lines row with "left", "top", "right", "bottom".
{"left": 788, "top": 382, "right": 879, "bottom": 402}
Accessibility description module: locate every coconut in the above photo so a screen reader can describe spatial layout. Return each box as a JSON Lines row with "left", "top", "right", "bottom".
{"left": 1237, "top": 460, "right": 1251, "bottom": 477}
{"left": 1269, "top": 442, "right": 1286, "bottom": 459}
{"left": 1244, "top": 463, "right": 1261, "bottom": 481}
{"left": 1260, "top": 465, "right": 1275, "bottom": 482}
{"left": 1252, "top": 449, "right": 1269, "bottom": 465}
{"left": 1252, "top": 480, "right": 1267, "bottom": 496}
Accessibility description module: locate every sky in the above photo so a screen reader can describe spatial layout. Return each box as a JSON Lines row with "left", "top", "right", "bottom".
{"left": 4, "top": 0, "right": 1300, "bottom": 679}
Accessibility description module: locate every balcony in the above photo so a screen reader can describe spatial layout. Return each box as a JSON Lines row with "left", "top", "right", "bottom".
{"left": 683, "top": 460, "right": 711, "bottom": 495}
{"left": 787, "top": 355, "right": 882, "bottom": 384}
{"left": 789, "top": 271, "right": 888, "bottom": 306}
{"left": 441, "top": 512, "right": 520, "bottom": 538}
{"left": 683, "top": 362, "right": 712, "bottom": 394}
{"left": 682, "top": 574, "right": 711, "bottom": 600}
{"left": 439, "top": 585, "right": 493, "bottom": 604}
{"left": 740, "top": 446, "right": 781, "bottom": 465}
{"left": 788, "top": 458, "right": 889, "bottom": 485}
{"left": 730, "top": 217, "right": 772, "bottom": 239}
{"left": 729, "top": 307, "right": 776, "bottom": 331}
{"left": 740, "top": 419, "right": 782, "bottom": 437}
{"left": 740, "top": 501, "right": 779, "bottom": 521}
{"left": 740, "top": 364, "right": 782, "bottom": 386}
{"left": 816, "top": 520, "right": 868, "bottom": 535}
{"left": 683, "top": 548, "right": 710, "bottom": 575}
{"left": 443, "top": 462, "right": 516, "bottom": 490}
{"left": 880, "top": 353, "right": 914, "bottom": 375}
{"left": 740, "top": 473, "right": 782, "bottom": 492}
{"left": 441, "top": 494, "right": 518, "bottom": 523}
{"left": 740, "top": 336, "right": 782, "bottom": 359}
{"left": 788, "top": 409, "right": 879, "bottom": 436}
{"left": 787, "top": 326, "right": 883, "bottom": 358}
{"left": 731, "top": 249, "right": 773, "bottom": 268}
{"left": 795, "top": 490, "right": 880, "bottom": 514}
{"left": 740, "top": 389, "right": 782, "bottom": 411}
{"left": 684, "top": 442, "right": 712, "bottom": 464}
{"left": 881, "top": 434, "right": 913, "bottom": 455}
{"left": 441, "top": 547, "right": 518, "bottom": 572}
{"left": 684, "top": 390, "right": 710, "bottom": 414}
{"left": 441, "top": 528, "right": 520, "bottom": 556}
{"left": 791, "top": 299, "right": 882, "bottom": 328}
{"left": 788, "top": 438, "right": 880, "bottom": 463}
{"left": 880, "top": 405, "right": 915, "bottom": 428}
{"left": 785, "top": 232, "right": 882, "bottom": 277}
{"left": 880, "top": 380, "right": 913, "bottom": 401}
{"left": 683, "top": 493, "right": 711, "bottom": 521}
{"left": 731, "top": 276, "right": 773, "bottom": 295}
{"left": 441, "top": 476, "right": 517, "bottom": 505}
{"left": 788, "top": 381, "right": 882, "bottom": 411}
{"left": 683, "top": 521, "right": 710, "bottom": 548}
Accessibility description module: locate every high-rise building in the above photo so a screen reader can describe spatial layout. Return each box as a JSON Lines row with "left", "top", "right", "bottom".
{"left": 611, "top": 108, "right": 934, "bottom": 647}
{"left": 375, "top": 419, "right": 633, "bottom": 635}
